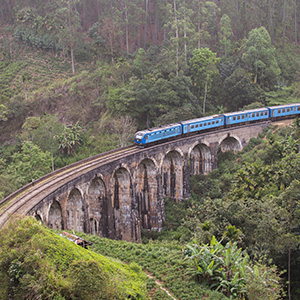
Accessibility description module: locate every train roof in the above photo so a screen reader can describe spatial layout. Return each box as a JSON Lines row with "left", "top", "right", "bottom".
{"left": 222, "top": 107, "right": 268, "bottom": 117}
{"left": 267, "top": 103, "right": 300, "bottom": 110}
{"left": 180, "top": 115, "right": 223, "bottom": 125}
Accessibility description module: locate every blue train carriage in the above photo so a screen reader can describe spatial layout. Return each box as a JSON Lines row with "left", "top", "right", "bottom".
{"left": 181, "top": 115, "right": 225, "bottom": 135}
{"left": 222, "top": 107, "right": 269, "bottom": 125}
{"left": 134, "top": 123, "right": 182, "bottom": 146}
{"left": 267, "top": 103, "right": 300, "bottom": 118}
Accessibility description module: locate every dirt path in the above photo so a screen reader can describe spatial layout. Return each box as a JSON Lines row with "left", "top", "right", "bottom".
{"left": 146, "top": 273, "right": 177, "bottom": 300}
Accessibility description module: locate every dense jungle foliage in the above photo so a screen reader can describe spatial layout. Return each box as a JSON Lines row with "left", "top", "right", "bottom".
{"left": 1, "top": 0, "right": 300, "bottom": 299}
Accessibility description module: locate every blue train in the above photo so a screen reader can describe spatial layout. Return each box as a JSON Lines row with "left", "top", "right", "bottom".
{"left": 134, "top": 103, "right": 300, "bottom": 146}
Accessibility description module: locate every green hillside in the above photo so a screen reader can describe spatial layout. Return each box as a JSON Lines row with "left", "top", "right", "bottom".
{"left": 0, "top": 217, "right": 147, "bottom": 300}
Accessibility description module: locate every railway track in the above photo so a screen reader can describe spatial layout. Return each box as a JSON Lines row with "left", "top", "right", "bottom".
{"left": 0, "top": 145, "right": 140, "bottom": 229}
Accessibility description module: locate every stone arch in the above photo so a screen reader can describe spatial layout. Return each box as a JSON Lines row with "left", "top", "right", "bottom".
{"left": 219, "top": 134, "right": 242, "bottom": 153}
{"left": 35, "top": 213, "right": 42, "bottom": 222}
{"left": 87, "top": 176, "right": 108, "bottom": 237}
{"left": 48, "top": 200, "right": 62, "bottom": 230}
{"left": 136, "top": 158, "right": 158, "bottom": 230}
{"left": 189, "top": 143, "right": 212, "bottom": 175}
{"left": 162, "top": 150, "right": 183, "bottom": 201}
{"left": 111, "top": 167, "right": 133, "bottom": 241}
{"left": 66, "top": 188, "right": 84, "bottom": 232}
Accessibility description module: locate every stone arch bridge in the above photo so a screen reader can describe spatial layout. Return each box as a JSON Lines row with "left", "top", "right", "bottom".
{"left": 21, "top": 122, "right": 269, "bottom": 242}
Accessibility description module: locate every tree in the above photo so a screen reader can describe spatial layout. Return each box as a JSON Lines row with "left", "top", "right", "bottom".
{"left": 133, "top": 48, "right": 149, "bottom": 79}
{"left": 164, "top": 0, "right": 195, "bottom": 74}
{"left": 223, "top": 67, "right": 263, "bottom": 111}
{"left": 21, "top": 114, "right": 64, "bottom": 171}
{"left": 242, "top": 26, "right": 281, "bottom": 88}
{"left": 55, "top": 121, "right": 83, "bottom": 155}
{"left": 110, "top": 115, "right": 136, "bottom": 148}
{"left": 192, "top": 0, "right": 218, "bottom": 49}
{"left": 220, "top": 14, "right": 232, "bottom": 57}
{"left": 55, "top": 0, "right": 82, "bottom": 73}
{"left": 107, "top": 73, "right": 194, "bottom": 128}
{"left": 0, "top": 158, "right": 16, "bottom": 199}
{"left": 189, "top": 48, "right": 219, "bottom": 115}
{"left": 8, "top": 141, "right": 52, "bottom": 187}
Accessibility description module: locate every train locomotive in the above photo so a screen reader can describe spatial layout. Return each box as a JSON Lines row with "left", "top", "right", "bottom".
{"left": 134, "top": 103, "right": 300, "bottom": 147}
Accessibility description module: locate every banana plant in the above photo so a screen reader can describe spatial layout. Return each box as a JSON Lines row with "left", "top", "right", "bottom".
{"left": 185, "top": 236, "right": 249, "bottom": 298}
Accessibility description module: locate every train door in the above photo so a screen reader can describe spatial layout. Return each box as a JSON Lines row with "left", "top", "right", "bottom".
{"left": 188, "top": 125, "right": 190, "bottom": 133}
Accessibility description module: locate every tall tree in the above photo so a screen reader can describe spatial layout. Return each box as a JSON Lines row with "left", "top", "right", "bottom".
{"left": 55, "top": 0, "right": 82, "bottom": 73}
{"left": 242, "top": 26, "right": 281, "bottom": 88}
{"left": 164, "top": 0, "right": 195, "bottom": 74}
{"left": 189, "top": 47, "right": 219, "bottom": 115}
{"left": 220, "top": 14, "right": 232, "bottom": 57}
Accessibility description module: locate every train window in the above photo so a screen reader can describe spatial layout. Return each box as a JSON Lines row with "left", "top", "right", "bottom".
{"left": 216, "top": 120, "right": 219, "bottom": 124}
{"left": 241, "top": 115, "right": 244, "bottom": 119}
{"left": 212, "top": 121, "right": 215, "bottom": 125}
{"left": 256, "top": 113, "right": 259, "bottom": 116}
{"left": 204, "top": 123, "right": 207, "bottom": 126}
{"left": 191, "top": 125, "right": 194, "bottom": 129}
{"left": 208, "top": 122, "right": 211, "bottom": 125}
{"left": 298, "top": 107, "right": 300, "bottom": 111}
{"left": 260, "top": 112, "right": 263, "bottom": 116}
{"left": 233, "top": 117, "right": 236, "bottom": 121}
{"left": 196, "top": 124, "right": 198, "bottom": 128}
{"left": 145, "top": 136, "right": 148, "bottom": 140}
{"left": 278, "top": 109, "right": 281, "bottom": 113}
{"left": 265, "top": 111, "right": 268, "bottom": 115}
{"left": 252, "top": 113, "right": 255, "bottom": 117}
{"left": 200, "top": 123, "right": 203, "bottom": 127}
{"left": 287, "top": 108, "right": 290, "bottom": 112}
{"left": 283, "top": 109, "right": 286, "bottom": 113}
{"left": 237, "top": 116, "right": 240, "bottom": 120}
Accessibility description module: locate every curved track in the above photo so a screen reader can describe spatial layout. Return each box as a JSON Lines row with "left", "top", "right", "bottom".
{"left": 0, "top": 145, "right": 141, "bottom": 229}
